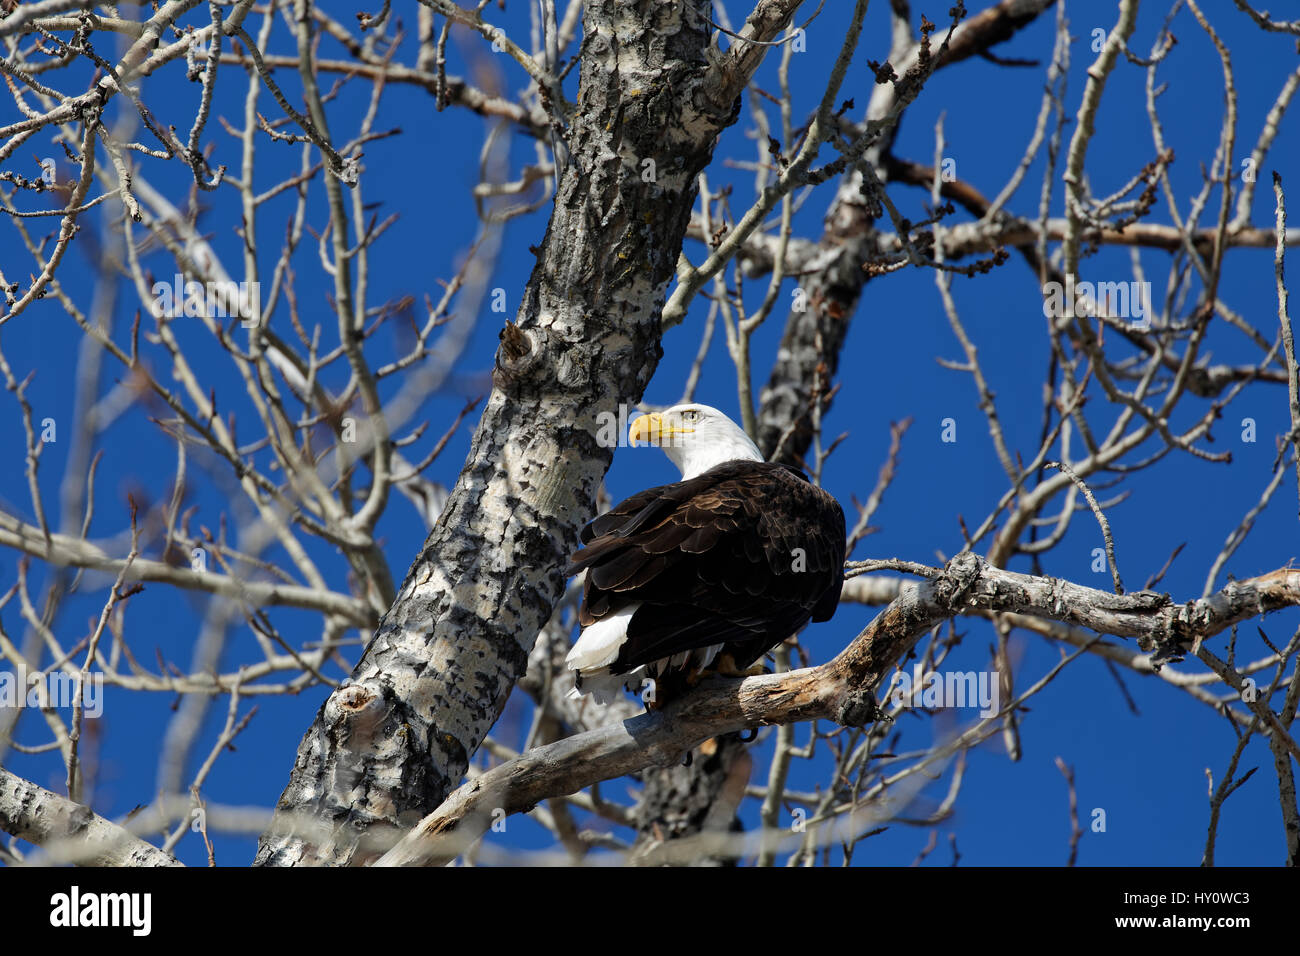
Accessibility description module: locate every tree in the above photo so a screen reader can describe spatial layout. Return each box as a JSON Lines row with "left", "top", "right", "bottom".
{"left": 1, "top": 0, "right": 1298, "bottom": 868}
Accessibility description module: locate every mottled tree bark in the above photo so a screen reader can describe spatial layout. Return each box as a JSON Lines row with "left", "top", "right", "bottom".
{"left": 0, "top": 767, "right": 181, "bottom": 867}
{"left": 255, "top": 0, "right": 803, "bottom": 867}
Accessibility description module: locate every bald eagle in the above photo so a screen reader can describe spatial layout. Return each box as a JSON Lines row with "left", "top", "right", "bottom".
{"left": 565, "top": 404, "right": 846, "bottom": 704}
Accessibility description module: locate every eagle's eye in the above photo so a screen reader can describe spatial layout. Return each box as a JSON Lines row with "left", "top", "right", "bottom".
{"left": 682, "top": 409, "right": 700, "bottom": 423}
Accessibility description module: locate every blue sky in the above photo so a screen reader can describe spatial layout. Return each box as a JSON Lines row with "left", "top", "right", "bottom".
{"left": 2, "top": 1, "right": 1298, "bottom": 866}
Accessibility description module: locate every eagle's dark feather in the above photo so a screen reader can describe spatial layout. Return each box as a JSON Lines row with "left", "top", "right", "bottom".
{"left": 566, "top": 460, "right": 846, "bottom": 677}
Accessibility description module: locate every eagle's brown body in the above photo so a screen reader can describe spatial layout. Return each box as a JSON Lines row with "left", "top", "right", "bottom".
{"left": 566, "top": 459, "right": 846, "bottom": 691}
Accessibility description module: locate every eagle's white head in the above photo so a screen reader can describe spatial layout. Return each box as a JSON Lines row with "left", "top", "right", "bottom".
{"left": 629, "top": 403, "right": 763, "bottom": 480}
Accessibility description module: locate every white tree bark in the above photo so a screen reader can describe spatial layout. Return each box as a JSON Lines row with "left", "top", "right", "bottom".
{"left": 0, "top": 766, "right": 181, "bottom": 867}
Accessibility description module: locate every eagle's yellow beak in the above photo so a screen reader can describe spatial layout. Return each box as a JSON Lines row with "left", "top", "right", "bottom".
{"left": 629, "top": 412, "right": 693, "bottom": 446}
{"left": 629, "top": 413, "right": 662, "bottom": 446}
